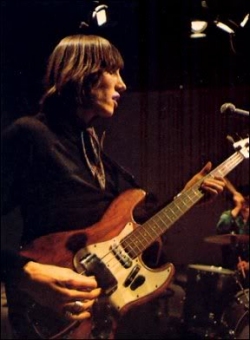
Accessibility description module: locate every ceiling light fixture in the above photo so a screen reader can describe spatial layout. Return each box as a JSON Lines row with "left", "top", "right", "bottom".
{"left": 240, "top": 13, "right": 249, "bottom": 27}
{"left": 78, "top": 1, "right": 109, "bottom": 30}
{"left": 214, "top": 19, "right": 237, "bottom": 34}
{"left": 92, "top": 4, "right": 108, "bottom": 26}
{"left": 190, "top": 20, "right": 208, "bottom": 38}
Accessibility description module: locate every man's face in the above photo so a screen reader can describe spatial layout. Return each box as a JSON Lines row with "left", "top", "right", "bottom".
{"left": 90, "top": 70, "right": 126, "bottom": 119}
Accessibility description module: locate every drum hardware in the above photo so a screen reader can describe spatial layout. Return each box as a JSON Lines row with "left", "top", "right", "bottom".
{"left": 220, "top": 289, "right": 249, "bottom": 339}
{"left": 233, "top": 272, "right": 249, "bottom": 306}
{"left": 182, "top": 264, "right": 241, "bottom": 338}
{"left": 238, "top": 256, "right": 247, "bottom": 280}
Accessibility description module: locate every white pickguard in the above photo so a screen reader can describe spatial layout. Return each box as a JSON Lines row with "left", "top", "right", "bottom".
{"left": 74, "top": 222, "right": 173, "bottom": 313}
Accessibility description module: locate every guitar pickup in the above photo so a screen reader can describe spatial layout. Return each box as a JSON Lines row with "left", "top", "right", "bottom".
{"left": 79, "top": 253, "right": 118, "bottom": 295}
{"left": 123, "top": 264, "right": 141, "bottom": 287}
{"left": 110, "top": 243, "right": 132, "bottom": 268}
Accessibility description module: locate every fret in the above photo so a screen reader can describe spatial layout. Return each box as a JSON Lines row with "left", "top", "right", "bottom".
{"left": 174, "top": 200, "right": 189, "bottom": 212}
{"left": 168, "top": 206, "right": 180, "bottom": 219}
{"left": 133, "top": 228, "right": 152, "bottom": 247}
{"left": 152, "top": 209, "right": 172, "bottom": 226}
{"left": 136, "top": 237, "right": 150, "bottom": 252}
{"left": 171, "top": 203, "right": 183, "bottom": 214}
{"left": 162, "top": 208, "right": 176, "bottom": 223}
{"left": 128, "top": 238, "right": 141, "bottom": 254}
{"left": 145, "top": 222, "right": 160, "bottom": 238}
{"left": 153, "top": 214, "right": 168, "bottom": 229}
{"left": 126, "top": 227, "right": 152, "bottom": 254}
{"left": 179, "top": 193, "right": 194, "bottom": 206}
{"left": 138, "top": 227, "right": 154, "bottom": 242}
{"left": 130, "top": 234, "right": 144, "bottom": 249}
{"left": 148, "top": 220, "right": 163, "bottom": 236}
{"left": 122, "top": 241, "right": 134, "bottom": 256}
{"left": 160, "top": 210, "right": 173, "bottom": 225}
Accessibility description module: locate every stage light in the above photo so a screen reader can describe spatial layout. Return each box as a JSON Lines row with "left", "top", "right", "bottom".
{"left": 78, "top": 1, "right": 109, "bottom": 30}
{"left": 190, "top": 20, "right": 208, "bottom": 38}
{"left": 188, "top": 0, "right": 249, "bottom": 53}
{"left": 214, "top": 11, "right": 249, "bottom": 34}
{"left": 213, "top": 12, "right": 250, "bottom": 54}
{"left": 214, "top": 19, "right": 237, "bottom": 34}
{"left": 240, "top": 13, "right": 249, "bottom": 27}
{"left": 92, "top": 4, "right": 108, "bottom": 26}
{"left": 189, "top": 0, "right": 211, "bottom": 38}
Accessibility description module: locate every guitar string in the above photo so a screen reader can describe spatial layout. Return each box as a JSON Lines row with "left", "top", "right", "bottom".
{"left": 81, "top": 151, "right": 245, "bottom": 275}
{"left": 79, "top": 151, "right": 246, "bottom": 277}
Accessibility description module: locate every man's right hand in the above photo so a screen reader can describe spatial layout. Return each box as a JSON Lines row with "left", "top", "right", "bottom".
{"left": 19, "top": 261, "right": 101, "bottom": 320}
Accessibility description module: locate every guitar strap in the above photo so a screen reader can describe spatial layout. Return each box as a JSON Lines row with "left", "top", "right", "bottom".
{"left": 81, "top": 128, "right": 106, "bottom": 190}
{"left": 81, "top": 127, "right": 141, "bottom": 191}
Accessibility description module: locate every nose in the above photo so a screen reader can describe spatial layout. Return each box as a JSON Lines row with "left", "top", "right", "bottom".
{"left": 117, "top": 74, "right": 127, "bottom": 92}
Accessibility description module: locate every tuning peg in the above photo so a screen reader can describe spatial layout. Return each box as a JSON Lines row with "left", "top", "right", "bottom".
{"left": 226, "top": 135, "right": 235, "bottom": 144}
{"left": 235, "top": 133, "right": 244, "bottom": 140}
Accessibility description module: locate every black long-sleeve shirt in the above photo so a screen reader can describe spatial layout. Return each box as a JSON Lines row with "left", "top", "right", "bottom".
{"left": 1, "top": 112, "right": 157, "bottom": 282}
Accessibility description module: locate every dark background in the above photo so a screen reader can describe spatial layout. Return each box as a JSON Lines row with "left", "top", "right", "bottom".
{"left": 2, "top": 0, "right": 250, "bottom": 116}
{"left": 1, "top": 0, "right": 250, "bottom": 266}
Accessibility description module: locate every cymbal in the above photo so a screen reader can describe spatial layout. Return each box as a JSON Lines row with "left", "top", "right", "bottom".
{"left": 204, "top": 234, "right": 249, "bottom": 246}
{"left": 188, "top": 264, "right": 235, "bottom": 275}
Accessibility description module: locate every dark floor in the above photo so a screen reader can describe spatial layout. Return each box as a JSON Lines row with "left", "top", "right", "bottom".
{"left": 1, "top": 266, "right": 249, "bottom": 339}
{"left": 114, "top": 281, "right": 249, "bottom": 339}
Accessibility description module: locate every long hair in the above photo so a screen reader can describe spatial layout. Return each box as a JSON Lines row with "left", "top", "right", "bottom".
{"left": 39, "top": 35, "right": 124, "bottom": 115}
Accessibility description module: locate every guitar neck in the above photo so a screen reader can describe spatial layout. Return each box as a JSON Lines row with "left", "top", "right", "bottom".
{"left": 122, "top": 150, "right": 245, "bottom": 258}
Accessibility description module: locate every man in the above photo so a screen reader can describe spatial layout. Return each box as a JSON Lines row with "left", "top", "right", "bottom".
{"left": 217, "top": 181, "right": 249, "bottom": 283}
{"left": 1, "top": 34, "right": 225, "bottom": 339}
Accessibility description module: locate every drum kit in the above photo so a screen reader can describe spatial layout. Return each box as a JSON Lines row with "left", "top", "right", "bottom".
{"left": 181, "top": 233, "right": 249, "bottom": 339}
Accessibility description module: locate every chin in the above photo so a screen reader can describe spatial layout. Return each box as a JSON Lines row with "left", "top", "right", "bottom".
{"left": 100, "top": 110, "right": 115, "bottom": 118}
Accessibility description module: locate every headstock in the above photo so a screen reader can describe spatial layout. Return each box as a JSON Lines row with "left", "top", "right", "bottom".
{"left": 233, "top": 137, "right": 249, "bottom": 159}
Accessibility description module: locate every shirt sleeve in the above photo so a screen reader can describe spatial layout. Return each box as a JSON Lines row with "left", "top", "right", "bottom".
{"left": 1, "top": 121, "right": 32, "bottom": 283}
{"left": 1, "top": 122, "right": 30, "bottom": 215}
{"left": 1, "top": 248, "right": 32, "bottom": 283}
{"left": 216, "top": 210, "right": 237, "bottom": 234}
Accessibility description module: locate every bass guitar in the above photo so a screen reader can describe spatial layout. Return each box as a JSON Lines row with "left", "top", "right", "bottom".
{"left": 7, "top": 137, "right": 249, "bottom": 339}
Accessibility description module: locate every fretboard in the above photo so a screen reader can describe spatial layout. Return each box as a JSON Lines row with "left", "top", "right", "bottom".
{"left": 121, "top": 150, "right": 245, "bottom": 258}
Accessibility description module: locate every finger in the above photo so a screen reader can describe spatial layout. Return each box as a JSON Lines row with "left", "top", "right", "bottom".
{"left": 214, "top": 177, "right": 226, "bottom": 187}
{"left": 201, "top": 186, "right": 219, "bottom": 196}
{"left": 202, "top": 179, "right": 225, "bottom": 193}
{"left": 65, "top": 287, "right": 101, "bottom": 302}
{"left": 64, "top": 309, "right": 92, "bottom": 321}
{"left": 63, "top": 300, "right": 95, "bottom": 320}
{"left": 62, "top": 276, "right": 98, "bottom": 290}
{"left": 64, "top": 299, "right": 95, "bottom": 314}
{"left": 199, "top": 161, "right": 212, "bottom": 176}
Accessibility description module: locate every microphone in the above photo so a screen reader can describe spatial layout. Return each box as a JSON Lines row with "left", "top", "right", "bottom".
{"left": 220, "top": 103, "right": 249, "bottom": 116}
